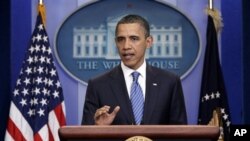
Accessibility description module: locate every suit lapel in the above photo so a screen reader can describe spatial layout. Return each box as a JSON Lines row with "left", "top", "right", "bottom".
{"left": 109, "top": 66, "right": 135, "bottom": 123}
{"left": 143, "top": 65, "right": 159, "bottom": 124}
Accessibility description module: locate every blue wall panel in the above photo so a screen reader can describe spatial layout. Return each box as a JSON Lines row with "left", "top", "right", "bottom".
{"left": 221, "top": 0, "right": 243, "bottom": 124}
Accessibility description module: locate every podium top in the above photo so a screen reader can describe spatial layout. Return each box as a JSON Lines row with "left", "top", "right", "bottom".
{"left": 59, "top": 125, "right": 220, "bottom": 140}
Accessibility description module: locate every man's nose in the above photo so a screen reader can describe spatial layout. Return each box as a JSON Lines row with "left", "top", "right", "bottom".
{"left": 123, "top": 39, "right": 131, "bottom": 49}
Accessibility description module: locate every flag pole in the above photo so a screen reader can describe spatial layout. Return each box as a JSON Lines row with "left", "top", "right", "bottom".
{"left": 208, "top": 0, "right": 213, "bottom": 10}
{"left": 37, "top": 0, "right": 46, "bottom": 26}
{"left": 39, "top": 0, "right": 43, "bottom": 5}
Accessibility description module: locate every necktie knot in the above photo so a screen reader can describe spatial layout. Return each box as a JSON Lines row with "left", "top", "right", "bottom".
{"left": 132, "top": 71, "right": 140, "bottom": 82}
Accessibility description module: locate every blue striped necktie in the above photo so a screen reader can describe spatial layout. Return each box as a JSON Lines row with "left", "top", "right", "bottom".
{"left": 130, "top": 71, "right": 144, "bottom": 125}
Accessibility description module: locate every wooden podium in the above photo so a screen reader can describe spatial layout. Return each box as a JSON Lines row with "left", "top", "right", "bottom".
{"left": 59, "top": 125, "right": 220, "bottom": 141}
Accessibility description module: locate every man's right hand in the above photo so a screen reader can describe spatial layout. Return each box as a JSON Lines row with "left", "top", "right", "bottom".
{"left": 94, "top": 105, "right": 120, "bottom": 125}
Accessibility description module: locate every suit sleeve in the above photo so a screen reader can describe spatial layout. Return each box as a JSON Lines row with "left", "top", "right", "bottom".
{"left": 81, "top": 79, "right": 99, "bottom": 125}
{"left": 169, "top": 76, "right": 187, "bottom": 124}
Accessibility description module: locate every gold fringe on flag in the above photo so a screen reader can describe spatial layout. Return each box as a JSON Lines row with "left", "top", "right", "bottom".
{"left": 37, "top": 3, "right": 46, "bottom": 26}
{"left": 208, "top": 108, "right": 224, "bottom": 141}
{"left": 205, "top": 7, "right": 223, "bottom": 34}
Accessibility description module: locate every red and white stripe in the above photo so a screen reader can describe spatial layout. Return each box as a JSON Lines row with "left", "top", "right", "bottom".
{"left": 5, "top": 102, "right": 66, "bottom": 141}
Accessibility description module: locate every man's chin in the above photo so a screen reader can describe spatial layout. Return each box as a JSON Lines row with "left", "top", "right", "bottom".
{"left": 123, "top": 61, "right": 138, "bottom": 70}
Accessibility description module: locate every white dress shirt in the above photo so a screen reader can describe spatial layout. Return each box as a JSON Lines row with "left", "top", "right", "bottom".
{"left": 121, "top": 61, "right": 146, "bottom": 99}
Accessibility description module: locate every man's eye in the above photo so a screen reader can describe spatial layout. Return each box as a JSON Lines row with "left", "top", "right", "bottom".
{"left": 116, "top": 37, "right": 124, "bottom": 42}
{"left": 131, "top": 36, "right": 139, "bottom": 41}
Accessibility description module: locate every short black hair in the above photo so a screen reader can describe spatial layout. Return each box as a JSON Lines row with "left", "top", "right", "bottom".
{"left": 115, "top": 14, "right": 150, "bottom": 37}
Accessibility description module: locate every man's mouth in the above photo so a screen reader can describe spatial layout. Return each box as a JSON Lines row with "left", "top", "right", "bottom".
{"left": 123, "top": 53, "right": 134, "bottom": 60}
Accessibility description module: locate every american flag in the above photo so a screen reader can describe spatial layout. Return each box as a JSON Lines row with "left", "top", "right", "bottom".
{"left": 5, "top": 12, "right": 66, "bottom": 141}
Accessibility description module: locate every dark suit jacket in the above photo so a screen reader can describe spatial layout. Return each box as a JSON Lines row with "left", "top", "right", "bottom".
{"left": 82, "top": 64, "right": 187, "bottom": 125}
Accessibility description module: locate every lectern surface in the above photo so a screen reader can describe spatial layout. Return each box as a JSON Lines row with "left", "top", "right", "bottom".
{"left": 59, "top": 125, "right": 220, "bottom": 141}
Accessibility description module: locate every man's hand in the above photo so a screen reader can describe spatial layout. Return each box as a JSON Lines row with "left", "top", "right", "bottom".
{"left": 94, "top": 105, "right": 120, "bottom": 125}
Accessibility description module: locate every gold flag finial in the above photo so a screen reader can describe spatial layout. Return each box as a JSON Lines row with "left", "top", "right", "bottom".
{"left": 38, "top": 3, "right": 46, "bottom": 26}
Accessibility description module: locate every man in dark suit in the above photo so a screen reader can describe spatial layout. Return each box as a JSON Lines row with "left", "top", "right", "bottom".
{"left": 82, "top": 14, "right": 187, "bottom": 125}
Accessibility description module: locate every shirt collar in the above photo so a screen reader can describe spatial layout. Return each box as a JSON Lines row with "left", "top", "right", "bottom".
{"left": 121, "top": 61, "right": 146, "bottom": 78}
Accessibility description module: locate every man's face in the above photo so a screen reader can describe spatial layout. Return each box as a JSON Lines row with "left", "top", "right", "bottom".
{"left": 115, "top": 23, "right": 153, "bottom": 70}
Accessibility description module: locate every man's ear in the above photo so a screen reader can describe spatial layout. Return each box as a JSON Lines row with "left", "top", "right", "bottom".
{"left": 146, "top": 35, "right": 153, "bottom": 49}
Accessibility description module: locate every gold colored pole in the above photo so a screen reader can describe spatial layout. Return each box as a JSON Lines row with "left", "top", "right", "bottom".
{"left": 37, "top": 0, "right": 46, "bottom": 25}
